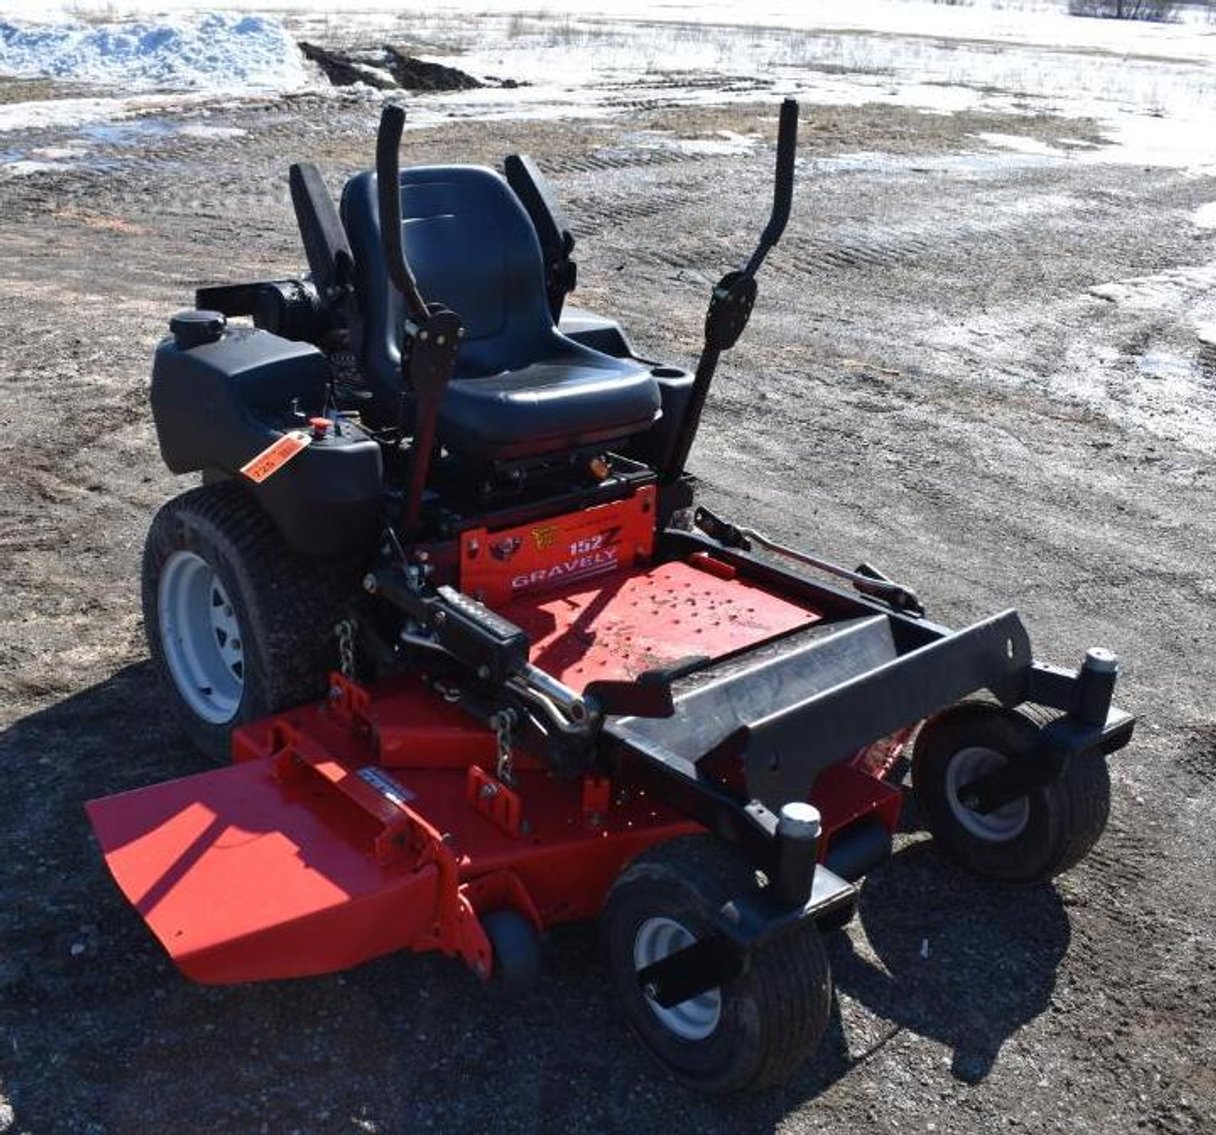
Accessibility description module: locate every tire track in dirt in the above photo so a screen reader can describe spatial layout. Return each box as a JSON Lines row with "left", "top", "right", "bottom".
{"left": 538, "top": 147, "right": 707, "bottom": 176}
{"left": 569, "top": 190, "right": 711, "bottom": 242}
{"left": 778, "top": 209, "right": 1057, "bottom": 277}
{"left": 601, "top": 74, "right": 775, "bottom": 106}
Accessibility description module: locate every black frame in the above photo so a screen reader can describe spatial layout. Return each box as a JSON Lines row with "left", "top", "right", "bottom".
{"left": 599, "top": 526, "right": 1134, "bottom": 885}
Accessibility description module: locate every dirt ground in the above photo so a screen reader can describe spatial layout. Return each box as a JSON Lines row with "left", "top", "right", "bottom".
{"left": 0, "top": 81, "right": 1213, "bottom": 1135}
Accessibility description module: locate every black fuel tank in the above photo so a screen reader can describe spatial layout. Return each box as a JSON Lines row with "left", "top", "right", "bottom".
{"left": 151, "top": 313, "right": 383, "bottom": 558}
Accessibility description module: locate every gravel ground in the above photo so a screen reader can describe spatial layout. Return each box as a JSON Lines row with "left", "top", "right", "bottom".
{"left": 0, "top": 81, "right": 1213, "bottom": 1135}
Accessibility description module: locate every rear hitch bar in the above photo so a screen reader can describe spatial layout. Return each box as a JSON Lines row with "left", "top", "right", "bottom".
{"left": 693, "top": 505, "right": 925, "bottom": 615}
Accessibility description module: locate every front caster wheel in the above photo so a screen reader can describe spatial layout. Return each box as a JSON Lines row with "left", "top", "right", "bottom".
{"left": 912, "top": 700, "right": 1111, "bottom": 883}
{"left": 602, "top": 835, "right": 832, "bottom": 1094}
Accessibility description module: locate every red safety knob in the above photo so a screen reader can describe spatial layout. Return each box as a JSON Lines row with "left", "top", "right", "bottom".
{"left": 308, "top": 416, "right": 332, "bottom": 438}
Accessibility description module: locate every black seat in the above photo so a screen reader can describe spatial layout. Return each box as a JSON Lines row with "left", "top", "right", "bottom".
{"left": 340, "top": 166, "right": 660, "bottom": 461}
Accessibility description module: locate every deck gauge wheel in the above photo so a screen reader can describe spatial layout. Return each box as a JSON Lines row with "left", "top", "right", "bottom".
{"left": 483, "top": 909, "right": 543, "bottom": 995}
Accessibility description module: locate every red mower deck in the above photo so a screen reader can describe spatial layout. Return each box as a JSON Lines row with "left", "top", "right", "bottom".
{"left": 87, "top": 555, "right": 895, "bottom": 986}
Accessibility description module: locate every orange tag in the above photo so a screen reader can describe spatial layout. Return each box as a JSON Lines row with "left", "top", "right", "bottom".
{"left": 239, "top": 431, "right": 310, "bottom": 483}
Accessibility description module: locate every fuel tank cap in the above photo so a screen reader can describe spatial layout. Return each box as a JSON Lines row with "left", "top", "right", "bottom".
{"left": 169, "top": 309, "right": 227, "bottom": 349}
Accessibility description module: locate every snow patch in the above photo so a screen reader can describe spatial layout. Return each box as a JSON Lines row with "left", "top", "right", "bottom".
{"left": 0, "top": 13, "right": 309, "bottom": 92}
{"left": 672, "top": 131, "right": 758, "bottom": 156}
{"left": 624, "top": 128, "right": 759, "bottom": 157}
{"left": 1089, "top": 263, "right": 1216, "bottom": 311}
{"left": 27, "top": 144, "right": 84, "bottom": 159}
{"left": 1137, "top": 350, "right": 1197, "bottom": 383}
{"left": 0, "top": 91, "right": 218, "bottom": 133}
{"left": 976, "top": 133, "right": 1063, "bottom": 158}
{"left": 0, "top": 1, "right": 1214, "bottom": 173}
{"left": 177, "top": 124, "right": 247, "bottom": 140}
{"left": 0, "top": 157, "right": 68, "bottom": 175}
{"left": 1192, "top": 203, "right": 1216, "bottom": 230}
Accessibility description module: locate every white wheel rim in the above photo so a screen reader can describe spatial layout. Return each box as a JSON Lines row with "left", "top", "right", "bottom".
{"left": 158, "top": 550, "right": 245, "bottom": 725}
{"left": 945, "top": 745, "right": 1030, "bottom": 843}
{"left": 634, "top": 916, "right": 722, "bottom": 1041}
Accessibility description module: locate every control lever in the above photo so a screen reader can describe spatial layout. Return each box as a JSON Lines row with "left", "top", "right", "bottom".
{"left": 662, "top": 99, "right": 800, "bottom": 483}
{"left": 376, "top": 104, "right": 464, "bottom": 535}
{"left": 376, "top": 105, "right": 428, "bottom": 324}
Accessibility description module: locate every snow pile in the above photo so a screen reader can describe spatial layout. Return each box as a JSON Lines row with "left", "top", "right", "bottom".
{"left": 0, "top": 12, "right": 309, "bottom": 92}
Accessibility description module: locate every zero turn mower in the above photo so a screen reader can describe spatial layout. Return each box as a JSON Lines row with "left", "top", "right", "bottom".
{"left": 87, "top": 101, "right": 1134, "bottom": 1093}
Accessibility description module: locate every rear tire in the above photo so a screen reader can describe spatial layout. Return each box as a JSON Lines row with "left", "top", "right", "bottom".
{"left": 602, "top": 835, "right": 832, "bottom": 1093}
{"left": 912, "top": 700, "right": 1111, "bottom": 883}
{"left": 142, "top": 482, "right": 360, "bottom": 761}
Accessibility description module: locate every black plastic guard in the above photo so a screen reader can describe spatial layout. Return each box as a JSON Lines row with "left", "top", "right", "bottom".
{"left": 609, "top": 609, "right": 1031, "bottom": 814}
{"left": 737, "top": 609, "right": 1030, "bottom": 809}
{"left": 151, "top": 327, "right": 383, "bottom": 558}
{"left": 504, "top": 152, "right": 577, "bottom": 320}
{"left": 288, "top": 161, "right": 354, "bottom": 299}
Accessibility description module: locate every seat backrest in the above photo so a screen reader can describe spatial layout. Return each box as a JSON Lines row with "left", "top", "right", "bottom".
{"left": 341, "top": 165, "right": 557, "bottom": 417}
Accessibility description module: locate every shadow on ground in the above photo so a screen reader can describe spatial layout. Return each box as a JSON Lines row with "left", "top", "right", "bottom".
{"left": 836, "top": 840, "right": 1071, "bottom": 1084}
{"left": 0, "top": 666, "right": 1069, "bottom": 1134}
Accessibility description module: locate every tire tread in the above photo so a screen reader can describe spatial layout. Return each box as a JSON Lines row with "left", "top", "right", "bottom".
{"left": 606, "top": 835, "right": 831, "bottom": 1093}
{"left": 912, "top": 698, "right": 1112, "bottom": 883}
{"left": 142, "top": 481, "right": 360, "bottom": 759}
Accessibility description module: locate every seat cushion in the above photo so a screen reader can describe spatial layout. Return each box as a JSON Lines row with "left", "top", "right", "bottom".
{"left": 440, "top": 342, "right": 660, "bottom": 461}
{"left": 341, "top": 164, "right": 660, "bottom": 459}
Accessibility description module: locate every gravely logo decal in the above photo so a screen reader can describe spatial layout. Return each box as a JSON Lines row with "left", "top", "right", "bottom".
{"left": 511, "top": 547, "right": 619, "bottom": 590}
{"left": 531, "top": 524, "right": 559, "bottom": 551}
